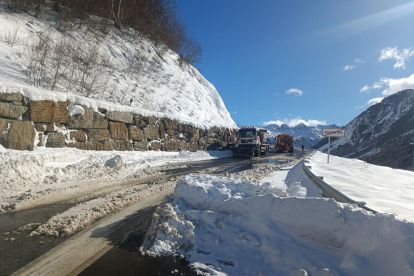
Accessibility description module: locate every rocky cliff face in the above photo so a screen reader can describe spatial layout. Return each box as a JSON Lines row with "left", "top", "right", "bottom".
{"left": 318, "top": 89, "right": 414, "bottom": 169}
{"left": 0, "top": 92, "right": 237, "bottom": 152}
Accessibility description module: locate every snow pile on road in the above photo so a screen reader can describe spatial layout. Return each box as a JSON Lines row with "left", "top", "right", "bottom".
{"left": 227, "top": 159, "right": 302, "bottom": 184}
{"left": 0, "top": 147, "right": 232, "bottom": 213}
{"left": 29, "top": 180, "right": 176, "bottom": 237}
{"left": 259, "top": 162, "right": 323, "bottom": 198}
{"left": 0, "top": 10, "right": 236, "bottom": 129}
{"left": 141, "top": 172, "right": 414, "bottom": 276}
{"left": 307, "top": 151, "right": 414, "bottom": 222}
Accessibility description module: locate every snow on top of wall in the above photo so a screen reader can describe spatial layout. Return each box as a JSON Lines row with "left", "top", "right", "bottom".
{"left": 68, "top": 105, "right": 85, "bottom": 116}
{"left": 0, "top": 10, "right": 237, "bottom": 129}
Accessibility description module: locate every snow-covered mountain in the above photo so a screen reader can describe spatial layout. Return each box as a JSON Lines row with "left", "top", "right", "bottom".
{"left": 0, "top": 8, "right": 236, "bottom": 129}
{"left": 262, "top": 123, "right": 341, "bottom": 147}
{"left": 319, "top": 89, "right": 414, "bottom": 169}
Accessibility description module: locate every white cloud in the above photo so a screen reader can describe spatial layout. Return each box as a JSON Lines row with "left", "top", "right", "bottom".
{"left": 285, "top": 88, "right": 303, "bottom": 96}
{"left": 355, "top": 97, "right": 384, "bottom": 109}
{"left": 354, "top": 59, "right": 364, "bottom": 63}
{"left": 344, "top": 65, "right": 356, "bottom": 71}
{"left": 382, "top": 74, "right": 414, "bottom": 96}
{"left": 263, "top": 117, "right": 326, "bottom": 127}
{"left": 272, "top": 92, "right": 280, "bottom": 97}
{"left": 367, "top": 97, "right": 384, "bottom": 105}
{"left": 232, "top": 111, "right": 237, "bottom": 114}
{"left": 360, "top": 85, "right": 370, "bottom": 92}
{"left": 359, "top": 78, "right": 392, "bottom": 93}
{"left": 379, "top": 47, "right": 414, "bottom": 69}
{"left": 361, "top": 74, "right": 414, "bottom": 96}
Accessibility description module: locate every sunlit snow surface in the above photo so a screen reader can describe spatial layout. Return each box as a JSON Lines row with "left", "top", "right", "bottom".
{"left": 308, "top": 151, "right": 414, "bottom": 222}
{"left": 142, "top": 164, "right": 414, "bottom": 276}
{"left": 0, "top": 11, "right": 236, "bottom": 129}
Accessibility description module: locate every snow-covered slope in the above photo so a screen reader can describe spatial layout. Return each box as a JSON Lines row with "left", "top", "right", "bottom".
{"left": 318, "top": 89, "right": 414, "bottom": 167}
{"left": 263, "top": 123, "right": 340, "bottom": 147}
{"left": 0, "top": 8, "right": 236, "bottom": 129}
{"left": 308, "top": 151, "right": 414, "bottom": 221}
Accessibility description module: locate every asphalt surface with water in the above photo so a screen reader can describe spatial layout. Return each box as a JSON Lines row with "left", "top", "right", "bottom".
{"left": 0, "top": 149, "right": 307, "bottom": 276}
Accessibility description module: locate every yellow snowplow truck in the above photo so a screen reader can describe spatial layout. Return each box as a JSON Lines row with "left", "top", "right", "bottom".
{"left": 274, "top": 134, "right": 294, "bottom": 153}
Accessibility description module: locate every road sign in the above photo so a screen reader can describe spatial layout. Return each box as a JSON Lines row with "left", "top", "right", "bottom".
{"left": 322, "top": 128, "right": 345, "bottom": 137}
{"left": 322, "top": 128, "right": 345, "bottom": 164}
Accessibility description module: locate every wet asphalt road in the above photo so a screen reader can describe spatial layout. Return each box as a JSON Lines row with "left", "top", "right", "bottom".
{"left": 78, "top": 149, "right": 308, "bottom": 276}
{"left": 0, "top": 149, "right": 308, "bottom": 276}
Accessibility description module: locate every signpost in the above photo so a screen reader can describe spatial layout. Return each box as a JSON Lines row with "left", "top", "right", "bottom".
{"left": 322, "top": 128, "right": 345, "bottom": 163}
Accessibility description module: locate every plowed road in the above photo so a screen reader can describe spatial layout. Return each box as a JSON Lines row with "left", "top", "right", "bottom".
{"left": 1, "top": 149, "right": 308, "bottom": 276}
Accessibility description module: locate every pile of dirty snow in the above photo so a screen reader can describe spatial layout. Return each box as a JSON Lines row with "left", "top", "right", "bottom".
{"left": 0, "top": 147, "right": 232, "bottom": 213}
{"left": 141, "top": 173, "right": 414, "bottom": 276}
{"left": 227, "top": 159, "right": 300, "bottom": 184}
{"left": 28, "top": 180, "right": 176, "bottom": 237}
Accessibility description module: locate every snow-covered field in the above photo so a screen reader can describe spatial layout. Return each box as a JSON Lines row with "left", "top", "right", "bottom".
{"left": 140, "top": 161, "right": 414, "bottom": 276}
{"left": 0, "top": 144, "right": 231, "bottom": 213}
{"left": 307, "top": 151, "right": 414, "bottom": 222}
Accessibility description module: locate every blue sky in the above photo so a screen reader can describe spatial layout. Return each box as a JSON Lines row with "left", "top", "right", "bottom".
{"left": 176, "top": 0, "right": 414, "bottom": 127}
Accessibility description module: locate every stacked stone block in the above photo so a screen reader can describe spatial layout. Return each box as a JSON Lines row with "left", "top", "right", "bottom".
{"left": 0, "top": 92, "right": 237, "bottom": 152}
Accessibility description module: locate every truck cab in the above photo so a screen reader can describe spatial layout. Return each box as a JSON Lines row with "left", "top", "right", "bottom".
{"left": 237, "top": 127, "right": 259, "bottom": 147}
{"left": 233, "top": 127, "right": 269, "bottom": 157}
{"left": 274, "top": 134, "right": 294, "bottom": 153}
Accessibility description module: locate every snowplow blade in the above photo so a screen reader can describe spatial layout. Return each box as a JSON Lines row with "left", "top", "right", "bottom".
{"left": 231, "top": 147, "right": 254, "bottom": 158}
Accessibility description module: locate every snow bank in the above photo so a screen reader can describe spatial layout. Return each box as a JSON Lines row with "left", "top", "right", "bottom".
{"left": 142, "top": 173, "right": 414, "bottom": 276}
{"left": 0, "top": 147, "right": 232, "bottom": 213}
{"left": 308, "top": 151, "right": 414, "bottom": 222}
{"left": 29, "top": 180, "right": 176, "bottom": 237}
{"left": 260, "top": 162, "right": 323, "bottom": 197}
{"left": 0, "top": 10, "right": 237, "bottom": 129}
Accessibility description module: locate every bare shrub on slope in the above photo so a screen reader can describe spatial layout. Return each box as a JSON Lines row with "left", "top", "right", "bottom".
{"left": 50, "top": 36, "right": 69, "bottom": 90}
{"left": 6, "top": 0, "right": 31, "bottom": 13}
{"left": 23, "top": 32, "right": 52, "bottom": 87}
{"left": 2, "top": 27, "right": 21, "bottom": 46}
{"left": 6, "top": 0, "right": 203, "bottom": 67}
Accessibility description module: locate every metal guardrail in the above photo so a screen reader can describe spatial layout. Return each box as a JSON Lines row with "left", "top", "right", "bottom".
{"left": 301, "top": 161, "right": 377, "bottom": 213}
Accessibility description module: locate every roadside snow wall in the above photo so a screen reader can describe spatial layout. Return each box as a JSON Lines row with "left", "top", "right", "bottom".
{"left": 142, "top": 174, "right": 414, "bottom": 276}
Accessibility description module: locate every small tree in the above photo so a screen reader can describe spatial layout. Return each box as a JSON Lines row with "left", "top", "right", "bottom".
{"left": 66, "top": 42, "right": 81, "bottom": 93}
{"left": 34, "top": 0, "right": 42, "bottom": 18}
{"left": 110, "top": 0, "right": 123, "bottom": 29}
{"left": 24, "top": 32, "right": 51, "bottom": 87}
{"left": 180, "top": 36, "right": 202, "bottom": 66}
{"left": 50, "top": 36, "right": 68, "bottom": 90}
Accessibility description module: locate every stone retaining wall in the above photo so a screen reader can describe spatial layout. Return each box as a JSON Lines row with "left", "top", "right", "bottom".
{"left": 0, "top": 92, "right": 238, "bottom": 152}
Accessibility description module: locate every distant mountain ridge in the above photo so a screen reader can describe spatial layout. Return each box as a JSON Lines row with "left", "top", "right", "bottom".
{"left": 261, "top": 123, "right": 341, "bottom": 147}
{"left": 318, "top": 89, "right": 414, "bottom": 170}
